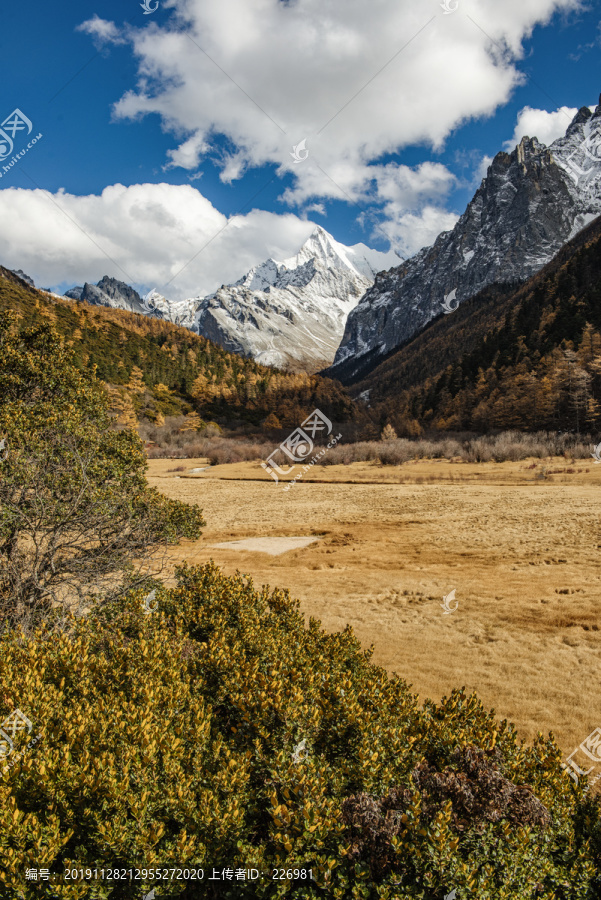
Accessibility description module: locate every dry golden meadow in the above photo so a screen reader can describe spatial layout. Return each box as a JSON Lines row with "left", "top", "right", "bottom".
{"left": 147, "top": 455, "right": 601, "bottom": 755}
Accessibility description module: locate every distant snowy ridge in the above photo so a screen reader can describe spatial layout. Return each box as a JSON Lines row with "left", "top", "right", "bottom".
{"left": 142, "top": 289, "right": 198, "bottom": 328}
{"left": 61, "top": 227, "right": 397, "bottom": 372}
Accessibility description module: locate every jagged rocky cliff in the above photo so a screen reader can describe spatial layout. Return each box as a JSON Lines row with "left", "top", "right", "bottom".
{"left": 65, "top": 277, "right": 151, "bottom": 316}
{"left": 329, "top": 96, "right": 601, "bottom": 381}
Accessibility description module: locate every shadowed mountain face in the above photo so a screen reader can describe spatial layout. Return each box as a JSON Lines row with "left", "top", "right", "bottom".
{"left": 328, "top": 96, "right": 601, "bottom": 383}
{"left": 351, "top": 212, "right": 601, "bottom": 434}
{"left": 65, "top": 278, "right": 202, "bottom": 329}
{"left": 65, "top": 276, "right": 150, "bottom": 316}
{"left": 10, "top": 269, "right": 34, "bottom": 288}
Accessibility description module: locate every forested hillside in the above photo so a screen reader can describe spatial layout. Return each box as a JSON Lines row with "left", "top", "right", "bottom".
{"left": 357, "top": 215, "right": 601, "bottom": 435}
{"left": 0, "top": 269, "right": 354, "bottom": 430}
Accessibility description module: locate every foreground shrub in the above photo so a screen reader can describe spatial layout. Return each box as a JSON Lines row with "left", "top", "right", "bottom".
{"left": 0, "top": 563, "right": 599, "bottom": 899}
{"left": 0, "top": 315, "right": 205, "bottom": 631}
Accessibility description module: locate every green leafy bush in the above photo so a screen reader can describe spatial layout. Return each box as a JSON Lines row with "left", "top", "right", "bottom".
{"left": 0, "top": 313, "right": 205, "bottom": 628}
{"left": 0, "top": 563, "right": 599, "bottom": 899}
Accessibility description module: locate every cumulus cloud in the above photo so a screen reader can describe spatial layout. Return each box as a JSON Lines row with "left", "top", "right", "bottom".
{"left": 475, "top": 154, "right": 495, "bottom": 184}
{"left": 504, "top": 105, "right": 579, "bottom": 150}
{"left": 0, "top": 168, "right": 457, "bottom": 301}
{"left": 166, "top": 132, "right": 211, "bottom": 171}
{"left": 360, "top": 162, "right": 459, "bottom": 256}
{"left": 4, "top": 1, "right": 584, "bottom": 295}
{"left": 0, "top": 183, "right": 316, "bottom": 300}
{"left": 377, "top": 207, "right": 460, "bottom": 258}
{"left": 303, "top": 202, "right": 326, "bottom": 217}
{"left": 104, "top": 0, "right": 580, "bottom": 200}
{"left": 71, "top": 0, "right": 581, "bottom": 263}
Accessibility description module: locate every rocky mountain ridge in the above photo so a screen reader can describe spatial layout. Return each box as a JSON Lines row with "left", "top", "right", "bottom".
{"left": 190, "top": 227, "right": 397, "bottom": 370}
{"left": 328, "top": 94, "right": 601, "bottom": 382}
{"left": 61, "top": 227, "right": 396, "bottom": 372}
{"left": 65, "top": 277, "right": 152, "bottom": 316}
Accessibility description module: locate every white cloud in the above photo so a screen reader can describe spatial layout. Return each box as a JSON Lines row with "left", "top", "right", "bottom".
{"left": 504, "top": 105, "right": 579, "bottom": 150}
{"left": 74, "top": 0, "right": 581, "bottom": 263}
{"left": 8, "top": 0, "right": 584, "bottom": 297}
{"left": 103, "top": 0, "right": 580, "bottom": 203}
{"left": 217, "top": 151, "right": 249, "bottom": 184}
{"left": 166, "top": 132, "right": 211, "bottom": 171}
{"left": 0, "top": 175, "right": 454, "bottom": 296}
{"left": 377, "top": 206, "right": 460, "bottom": 258}
{"left": 0, "top": 183, "right": 316, "bottom": 300}
{"left": 76, "top": 15, "right": 127, "bottom": 47}
{"left": 362, "top": 162, "right": 459, "bottom": 256}
{"left": 304, "top": 202, "right": 326, "bottom": 217}
{"left": 475, "top": 154, "right": 494, "bottom": 183}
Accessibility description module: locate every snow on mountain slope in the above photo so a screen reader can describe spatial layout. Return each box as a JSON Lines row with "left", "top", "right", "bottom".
{"left": 142, "top": 289, "right": 198, "bottom": 329}
{"left": 190, "top": 226, "right": 397, "bottom": 370}
{"left": 61, "top": 227, "right": 396, "bottom": 372}
{"left": 65, "top": 277, "right": 153, "bottom": 317}
{"left": 329, "top": 94, "right": 601, "bottom": 381}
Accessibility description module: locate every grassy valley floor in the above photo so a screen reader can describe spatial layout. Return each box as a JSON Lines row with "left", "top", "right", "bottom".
{"left": 147, "top": 456, "right": 601, "bottom": 755}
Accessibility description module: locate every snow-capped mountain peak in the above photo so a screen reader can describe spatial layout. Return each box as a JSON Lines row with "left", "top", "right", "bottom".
{"left": 142, "top": 288, "right": 198, "bottom": 328}
{"left": 285, "top": 226, "right": 351, "bottom": 269}
{"left": 62, "top": 227, "right": 397, "bottom": 372}
{"left": 552, "top": 104, "right": 601, "bottom": 205}
{"left": 329, "top": 91, "right": 601, "bottom": 381}
{"left": 190, "top": 226, "right": 397, "bottom": 370}
{"left": 283, "top": 226, "right": 392, "bottom": 282}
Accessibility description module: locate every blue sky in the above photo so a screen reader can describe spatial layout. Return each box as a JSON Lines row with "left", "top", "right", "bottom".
{"left": 0, "top": 0, "right": 599, "bottom": 297}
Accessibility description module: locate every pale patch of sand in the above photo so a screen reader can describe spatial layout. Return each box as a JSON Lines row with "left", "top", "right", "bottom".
{"left": 211, "top": 536, "right": 321, "bottom": 556}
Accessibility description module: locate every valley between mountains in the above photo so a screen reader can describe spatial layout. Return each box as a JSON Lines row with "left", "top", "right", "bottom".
{"left": 56, "top": 94, "right": 601, "bottom": 386}
{"left": 7, "top": 7, "right": 601, "bottom": 893}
